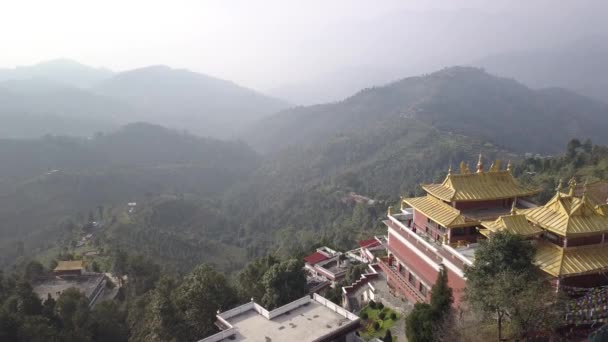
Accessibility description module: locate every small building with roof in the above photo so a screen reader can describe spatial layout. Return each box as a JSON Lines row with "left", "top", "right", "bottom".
{"left": 53, "top": 260, "right": 85, "bottom": 277}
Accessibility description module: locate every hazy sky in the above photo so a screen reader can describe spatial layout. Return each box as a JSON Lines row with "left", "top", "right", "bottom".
{"left": 1, "top": 0, "right": 607, "bottom": 90}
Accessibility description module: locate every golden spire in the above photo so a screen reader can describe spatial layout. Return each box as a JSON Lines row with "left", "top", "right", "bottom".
{"left": 556, "top": 178, "right": 563, "bottom": 193}
{"left": 476, "top": 154, "right": 484, "bottom": 173}
{"left": 582, "top": 179, "right": 588, "bottom": 200}
{"left": 387, "top": 206, "right": 393, "bottom": 216}
{"left": 448, "top": 164, "right": 452, "bottom": 176}
{"left": 568, "top": 177, "right": 577, "bottom": 196}
{"left": 400, "top": 196, "right": 405, "bottom": 211}
{"left": 459, "top": 161, "right": 467, "bottom": 175}
{"left": 506, "top": 160, "right": 512, "bottom": 172}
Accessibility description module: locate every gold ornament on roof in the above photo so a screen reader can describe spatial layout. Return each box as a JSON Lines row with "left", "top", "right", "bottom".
{"left": 556, "top": 179, "right": 564, "bottom": 193}
{"left": 476, "top": 154, "right": 484, "bottom": 173}
{"left": 568, "top": 177, "right": 577, "bottom": 196}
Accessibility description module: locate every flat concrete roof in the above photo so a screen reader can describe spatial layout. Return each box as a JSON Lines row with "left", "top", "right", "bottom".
{"left": 225, "top": 301, "right": 354, "bottom": 342}
{"left": 33, "top": 274, "right": 104, "bottom": 301}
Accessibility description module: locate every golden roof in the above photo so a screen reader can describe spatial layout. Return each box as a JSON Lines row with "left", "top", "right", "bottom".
{"left": 480, "top": 214, "right": 542, "bottom": 237}
{"left": 402, "top": 195, "right": 475, "bottom": 228}
{"left": 534, "top": 242, "right": 608, "bottom": 277}
{"left": 54, "top": 260, "right": 84, "bottom": 272}
{"left": 422, "top": 170, "right": 539, "bottom": 202}
{"left": 520, "top": 191, "right": 608, "bottom": 237}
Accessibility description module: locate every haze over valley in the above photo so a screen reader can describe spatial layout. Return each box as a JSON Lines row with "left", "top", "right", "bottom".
{"left": 1, "top": 1, "right": 608, "bottom": 341}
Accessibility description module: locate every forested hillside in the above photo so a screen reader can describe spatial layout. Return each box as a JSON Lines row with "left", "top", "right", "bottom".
{"left": 246, "top": 67, "right": 608, "bottom": 154}
{"left": 0, "top": 123, "right": 259, "bottom": 268}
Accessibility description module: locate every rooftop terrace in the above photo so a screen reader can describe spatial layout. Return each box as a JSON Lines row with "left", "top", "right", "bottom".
{"left": 200, "top": 294, "right": 359, "bottom": 342}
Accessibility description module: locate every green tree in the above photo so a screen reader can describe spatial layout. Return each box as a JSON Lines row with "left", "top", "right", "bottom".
{"left": 149, "top": 276, "right": 186, "bottom": 341}
{"left": 56, "top": 288, "right": 90, "bottom": 338}
{"left": 14, "top": 280, "right": 43, "bottom": 316}
{"left": 89, "top": 300, "right": 128, "bottom": 342}
{"left": 406, "top": 303, "right": 435, "bottom": 342}
{"left": 430, "top": 266, "right": 453, "bottom": 316}
{"left": 464, "top": 231, "right": 537, "bottom": 341}
{"left": 18, "top": 315, "right": 59, "bottom": 342}
{"left": 175, "top": 264, "right": 238, "bottom": 340}
{"left": 236, "top": 255, "right": 279, "bottom": 302}
{"left": 261, "top": 259, "right": 307, "bottom": 309}
{"left": 405, "top": 266, "right": 454, "bottom": 342}
{"left": 23, "top": 260, "right": 45, "bottom": 281}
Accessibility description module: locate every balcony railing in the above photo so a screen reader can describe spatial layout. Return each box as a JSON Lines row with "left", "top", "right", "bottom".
{"left": 378, "top": 258, "right": 425, "bottom": 303}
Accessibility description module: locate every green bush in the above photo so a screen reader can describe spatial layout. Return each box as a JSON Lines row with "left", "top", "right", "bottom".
{"left": 373, "top": 321, "right": 380, "bottom": 330}
{"left": 377, "top": 302, "right": 384, "bottom": 310}
{"left": 369, "top": 300, "right": 376, "bottom": 309}
{"left": 378, "top": 311, "right": 386, "bottom": 320}
{"left": 360, "top": 312, "right": 368, "bottom": 320}
{"left": 390, "top": 312, "right": 397, "bottom": 320}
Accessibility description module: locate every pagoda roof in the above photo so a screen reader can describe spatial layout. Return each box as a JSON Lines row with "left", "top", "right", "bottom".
{"left": 54, "top": 260, "right": 84, "bottom": 272}
{"left": 534, "top": 241, "right": 608, "bottom": 278}
{"left": 480, "top": 213, "right": 542, "bottom": 238}
{"left": 303, "top": 252, "right": 329, "bottom": 265}
{"left": 519, "top": 191, "right": 608, "bottom": 237}
{"left": 402, "top": 195, "right": 475, "bottom": 228}
{"left": 422, "top": 170, "right": 539, "bottom": 202}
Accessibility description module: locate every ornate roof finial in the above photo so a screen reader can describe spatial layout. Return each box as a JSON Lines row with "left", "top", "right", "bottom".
{"left": 568, "top": 177, "right": 577, "bottom": 196}
{"left": 387, "top": 206, "right": 393, "bottom": 216}
{"left": 400, "top": 196, "right": 405, "bottom": 210}
{"left": 556, "top": 179, "right": 563, "bottom": 193}
{"left": 448, "top": 164, "right": 452, "bottom": 176}
{"left": 511, "top": 199, "right": 517, "bottom": 215}
{"left": 476, "top": 153, "right": 484, "bottom": 173}
{"left": 459, "top": 161, "right": 467, "bottom": 174}
{"left": 582, "top": 179, "right": 588, "bottom": 200}
{"left": 506, "top": 160, "right": 512, "bottom": 172}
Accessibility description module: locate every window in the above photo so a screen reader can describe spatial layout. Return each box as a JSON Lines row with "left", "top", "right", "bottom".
{"left": 408, "top": 272, "right": 415, "bottom": 285}
{"left": 419, "top": 283, "right": 427, "bottom": 296}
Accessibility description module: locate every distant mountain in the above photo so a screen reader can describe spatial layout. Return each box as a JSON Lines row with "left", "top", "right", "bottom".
{"left": 0, "top": 58, "right": 113, "bottom": 88}
{"left": 268, "top": 66, "right": 403, "bottom": 105}
{"left": 473, "top": 37, "right": 608, "bottom": 103}
{"left": 0, "top": 78, "right": 129, "bottom": 138}
{"left": 0, "top": 61, "right": 288, "bottom": 139}
{"left": 246, "top": 67, "right": 608, "bottom": 155}
{"left": 93, "top": 65, "right": 289, "bottom": 138}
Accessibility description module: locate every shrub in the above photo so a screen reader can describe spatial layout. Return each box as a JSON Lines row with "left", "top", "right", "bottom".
{"left": 378, "top": 311, "right": 386, "bottom": 320}
{"left": 360, "top": 312, "right": 368, "bottom": 320}
{"left": 377, "top": 302, "right": 384, "bottom": 310}
{"left": 390, "top": 312, "right": 397, "bottom": 320}
{"left": 369, "top": 300, "right": 376, "bottom": 309}
{"left": 373, "top": 321, "right": 380, "bottom": 330}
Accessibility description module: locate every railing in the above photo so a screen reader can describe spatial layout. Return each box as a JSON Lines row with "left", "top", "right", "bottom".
{"left": 378, "top": 258, "right": 425, "bottom": 303}
{"left": 387, "top": 223, "right": 442, "bottom": 265}
{"left": 313, "top": 293, "right": 360, "bottom": 321}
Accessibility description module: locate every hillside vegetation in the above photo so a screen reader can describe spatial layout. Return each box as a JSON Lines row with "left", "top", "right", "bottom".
{"left": 246, "top": 67, "right": 608, "bottom": 154}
